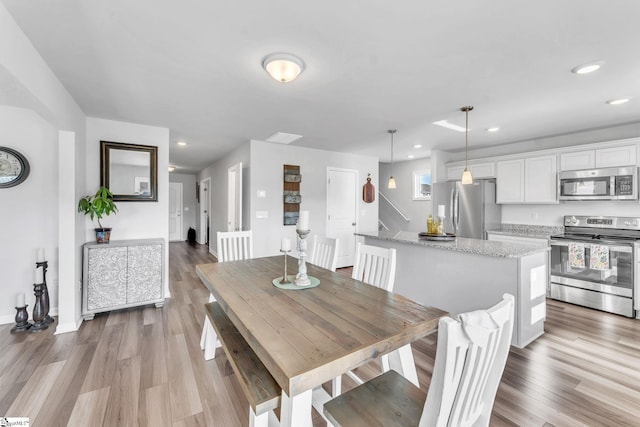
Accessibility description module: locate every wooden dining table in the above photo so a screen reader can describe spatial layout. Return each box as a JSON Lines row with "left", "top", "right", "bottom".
{"left": 196, "top": 256, "right": 447, "bottom": 427}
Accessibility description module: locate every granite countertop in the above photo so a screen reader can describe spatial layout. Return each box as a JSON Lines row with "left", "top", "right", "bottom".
{"left": 356, "top": 230, "right": 549, "bottom": 258}
{"left": 486, "top": 224, "right": 564, "bottom": 239}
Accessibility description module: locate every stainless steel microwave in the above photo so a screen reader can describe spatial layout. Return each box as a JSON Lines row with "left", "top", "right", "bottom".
{"left": 558, "top": 166, "right": 638, "bottom": 201}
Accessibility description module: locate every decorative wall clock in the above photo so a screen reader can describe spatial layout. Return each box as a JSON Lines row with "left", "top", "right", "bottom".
{"left": 0, "top": 146, "right": 30, "bottom": 188}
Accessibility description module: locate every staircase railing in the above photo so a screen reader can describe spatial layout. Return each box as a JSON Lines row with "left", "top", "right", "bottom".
{"left": 378, "top": 192, "right": 410, "bottom": 222}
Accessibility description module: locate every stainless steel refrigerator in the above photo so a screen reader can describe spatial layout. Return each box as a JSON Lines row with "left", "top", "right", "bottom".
{"left": 432, "top": 180, "right": 501, "bottom": 239}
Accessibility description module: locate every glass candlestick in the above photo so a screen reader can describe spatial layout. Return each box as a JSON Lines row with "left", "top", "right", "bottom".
{"left": 280, "top": 249, "right": 292, "bottom": 284}
{"left": 295, "top": 229, "right": 311, "bottom": 286}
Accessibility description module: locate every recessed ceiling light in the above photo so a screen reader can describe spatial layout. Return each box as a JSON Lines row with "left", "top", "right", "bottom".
{"left": 606, "top": 98, "right": 630, "bottom": 105}
{"left": 486, "top": 127, "right": 500, "bottom": 132}
{"left": 177, "top": 141, "right": 187, "bottom": 146}
{"left": 571, "top": 62, "right": 602, "bottom": 74}
{"left": 265, "top": 132, "right": 303, "bottom": 144}
{"left": 168, "top": 166, "right": 176, "bottom": 172}
{"left": 432, "top": 120, "right": 466, "bottom": 132}
{"left": 407, "top": 154, "right": 415, "bottom": 159}
{"left": 412, "top": 144, "right": 422, "bottom": 148}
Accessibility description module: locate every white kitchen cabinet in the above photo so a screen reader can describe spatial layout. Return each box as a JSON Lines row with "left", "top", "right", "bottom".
{"left": 82, "top": 238, "right": 165, "bottom": 320}
{"left": 497, "top": 155, "right": 557, "bottom": 204}
{"left": 560, "top": 144, "right": 636, "bottom": 171}
{"left": 446, "top": 162, "right": 495, "bottom": 181}
{"left": 560, "top": 150, "right": 595, "bottom": 171}
{"left": 496, "top": 159, "right": 525, "bottom": 203}
{"left": 595, "top": 145, "right": 637, "bottom": 168}
{"left": 524, "top": 155, "right": 558, "bottom": 203}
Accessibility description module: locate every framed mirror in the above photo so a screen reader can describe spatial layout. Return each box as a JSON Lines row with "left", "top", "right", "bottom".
{"left": 100, "top": 140, "right": 158, "bottom": 201}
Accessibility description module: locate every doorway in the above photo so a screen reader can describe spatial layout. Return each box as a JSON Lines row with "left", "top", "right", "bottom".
{"left": 227, "top": 162, "right": 242, "bottom": 231}
{"left": 199, "top": 177, "right": 210, "bottom": 246}
{"left": 327, "top": 167, "right": 358, "bottom": 267}
{"left": 169, "top": 182, "right": 183, "bottom": 242}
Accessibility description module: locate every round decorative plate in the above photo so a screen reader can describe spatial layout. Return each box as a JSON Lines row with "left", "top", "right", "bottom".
{"left": 272, "top": 275, "right": 320, "bottom": 290}
{"left": 418, "top": 232, "right": 456, "bottom": 241}
{"left": 0, "top": 146, "right": 30, "bottom": 188}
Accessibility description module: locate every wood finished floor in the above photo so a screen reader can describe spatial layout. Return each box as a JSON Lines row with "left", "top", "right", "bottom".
{"left": 2, "top": 242, "right": 640, "bottom": 426}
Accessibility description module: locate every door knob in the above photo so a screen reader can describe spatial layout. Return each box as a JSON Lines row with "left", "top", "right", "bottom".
{"left": 352, "top": 222, "right": 357, "bottom": 226}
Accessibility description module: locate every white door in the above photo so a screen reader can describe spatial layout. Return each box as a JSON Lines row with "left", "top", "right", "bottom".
{"left": 327, "top": 168, "right": 358, "bottom": 268}
{"left": 199, "top": 178, "right": 210, "bottom": 245}
{"left": 228, "top": 162, "right": 242, "bottom": 231}
{"left": 169, "top": 182, "right": 183, "bottom": 241}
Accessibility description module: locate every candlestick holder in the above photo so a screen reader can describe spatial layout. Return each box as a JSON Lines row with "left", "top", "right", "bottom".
{"left": 295, "top": 229, "right": 311, "bottom": 286}
{"left": 10, "top": 305, "right": 31, "bottom": 334}
{"left": 31, "top": 282, "right": 49, "bottom": 332}
{"left": 279, "top": 249, "right": 292, "bottom": 284}
{"left": 37, "top": 261, "right": 54, "bottom": 324}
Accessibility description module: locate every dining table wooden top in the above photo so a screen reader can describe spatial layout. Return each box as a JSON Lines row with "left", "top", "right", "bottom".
{"left": 196, "top": 256, "right": 447, "bottom": 397}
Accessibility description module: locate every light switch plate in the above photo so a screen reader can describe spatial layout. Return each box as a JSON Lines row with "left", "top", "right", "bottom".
{"left": 256, "top": 210, "right": 269, "bottom": 219}
{"left": 257, "top": 190, "right": 267, "bottom": 198}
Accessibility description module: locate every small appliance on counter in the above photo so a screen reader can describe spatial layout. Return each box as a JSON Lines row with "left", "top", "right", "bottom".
{"left": 549, "top": 215, "right": 640, "bottom": 318}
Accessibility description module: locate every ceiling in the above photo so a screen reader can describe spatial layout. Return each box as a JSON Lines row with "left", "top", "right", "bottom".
{"left": 3, "top": 1, "right": 640, "bottom": 174}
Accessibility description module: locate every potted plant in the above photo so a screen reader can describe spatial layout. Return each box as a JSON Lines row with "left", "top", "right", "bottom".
{"left": 77, "top": 186, "right": 119, "bottom": 243}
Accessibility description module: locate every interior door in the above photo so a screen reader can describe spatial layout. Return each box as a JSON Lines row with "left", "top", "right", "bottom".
{"left": 327, "top": 168, "right": 358, "bottom": 268}
{"left": 228, "top": 162, "right": 242, "bottom": 231}
{"left": 168, "top": 182, "right": 183, "bottom": 241}
{"left": 199, "top": 178, "right": 210, "bottom": 245}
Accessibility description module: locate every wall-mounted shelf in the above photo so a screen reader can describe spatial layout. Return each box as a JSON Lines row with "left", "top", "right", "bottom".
{"left": 284, "top": 165, "right": 301, "bottom": 225}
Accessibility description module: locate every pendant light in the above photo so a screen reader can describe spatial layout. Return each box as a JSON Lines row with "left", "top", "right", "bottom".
{"left": 387, "top": 129, "right": 397, "bottom": 189}
{"left": 461, "top": 106, "right": 474, "bottom": 184}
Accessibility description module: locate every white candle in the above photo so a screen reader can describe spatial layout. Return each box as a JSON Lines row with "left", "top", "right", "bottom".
{"left": 281, "top": 238, "right": 291, "bottom": 252}
{"left": 16, "top": 293, "right": 25, "bottom": 307}
{"left": 35, "top": 266, "right": 44, "bottom": 284}
{"left": 297, "top": 211, "right": 310, "bottom": 231}
{"left": 437, "top": 204, "right": 445, "bottom": 218}
{"left": 36, "top": 248, "right": 45, "bottom": 262}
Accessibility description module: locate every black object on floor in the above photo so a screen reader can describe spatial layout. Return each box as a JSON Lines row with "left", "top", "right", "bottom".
{"left": 187, "top": 227, "right": 197, "bottom": 246}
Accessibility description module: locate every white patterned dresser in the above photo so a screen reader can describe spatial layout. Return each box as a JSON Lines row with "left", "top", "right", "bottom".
{"left": 82, "top": 238, "right": 165, "bottom": 320}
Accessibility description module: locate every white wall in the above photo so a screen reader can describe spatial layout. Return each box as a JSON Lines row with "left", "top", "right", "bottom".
{"left": 169, "top": 173, "right": 197, "bottom": 238}
{"left": 250, "top": 140, "right": 379, "bottom": 259}
{"left": 86, "top": 117, "right": 170, "bottom": 296}
{"left": 0, "top": 107, "right": 58, "bottom": 323}
{"left": 197, "top": 142, "right": 250, "bottom": 255}
{"left": 379, "top": 157, "right": 432, "bottom": 232}
{"left": 1, "top": 3, "right": 86, "bottom": 331}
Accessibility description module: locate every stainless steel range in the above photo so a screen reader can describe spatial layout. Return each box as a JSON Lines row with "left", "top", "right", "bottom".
{"left": 550, "top": 216, "right": 640, "bottom": 318}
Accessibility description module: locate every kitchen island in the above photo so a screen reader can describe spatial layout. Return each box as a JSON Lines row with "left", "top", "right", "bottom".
{"left": 357, "top": 230, "right": 549, "bottom": 348}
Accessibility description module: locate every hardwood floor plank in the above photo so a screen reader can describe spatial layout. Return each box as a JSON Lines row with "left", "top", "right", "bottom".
{"left": 67, "top": 387, "right": 110, "bottom": 427}
{"left": 2, "top": 243, "right": 640, "bottom": 426}
{"left": 6, "top": 360, "right": 66, "bottom": 419}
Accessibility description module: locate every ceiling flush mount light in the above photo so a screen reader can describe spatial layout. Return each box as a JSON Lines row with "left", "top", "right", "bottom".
{"left": 606, "top": 98, "right": 630, "bottom": 105}
{"left": 571, "top": 62, "right": 602, "bottom": 74}
{"left": 388, "top": 129, "right": 397, "bottom": 189}
{"left": 262, "top": 53, "right": 305, "bottom": 83}
{"left": 413, "top": 144, "right": 422, "bottom": 148}
{"left": 408, "top": 154, "right": 415, "bottom": 159}
{"left": 461, "top": 106, "right": 474, "bottom": 185}
{"left": 168, "top": 166, "right": 176, "bottom": 172}
{"left": 486, "top": 127, "right": 500, "bottom": 132}
{"left": 177, "top": 141, "right": 187, "bottom": 146}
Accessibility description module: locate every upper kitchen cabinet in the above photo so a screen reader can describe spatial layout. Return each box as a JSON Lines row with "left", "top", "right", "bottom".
{"left": 560, "top": 144, "right": 637, "bottom": 171}
{"left": 497, "top": 155, "right": 558, "bottom": 204}
{"left": 446, "top": 162, "right": 495, "bottom": 181}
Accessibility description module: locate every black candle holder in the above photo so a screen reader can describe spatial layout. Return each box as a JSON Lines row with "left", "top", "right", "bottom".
{"left": 31, "top": 282, "right": 49, "bottom": 332}
{"left": 37, "top": 261, "right": 54, "bottom": 325}
{"left": 10, "top": 305, "right": 31, "bottom": 334}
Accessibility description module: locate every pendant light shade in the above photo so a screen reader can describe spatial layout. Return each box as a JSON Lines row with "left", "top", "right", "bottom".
{"left": 461, "top": 106, "right": 474, "bottom": 184}
{"left": 387, "top": 129, "right": 397, "bottom": 189}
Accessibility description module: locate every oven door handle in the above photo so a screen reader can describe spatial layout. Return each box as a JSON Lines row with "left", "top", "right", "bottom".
{"left": 550, "top": 240, "right": 632, "bottom": 253}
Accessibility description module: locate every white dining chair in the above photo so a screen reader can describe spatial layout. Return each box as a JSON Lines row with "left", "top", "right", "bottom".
{"left": 200, "top": 230, "right": 253, "bottom": 360}
{"left": 331, "top": 242, "right": 398, "bottom": 396}
{"left": 309, "top": 235, "right": 339, "bottom": 272}
{"left": 324, "top": 294, "right": 516, "bottom": 427}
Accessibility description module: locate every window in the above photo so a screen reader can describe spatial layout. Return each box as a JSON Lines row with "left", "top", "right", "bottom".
{"left": 413, "top": 170, "right": 432, "bottom": 200}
